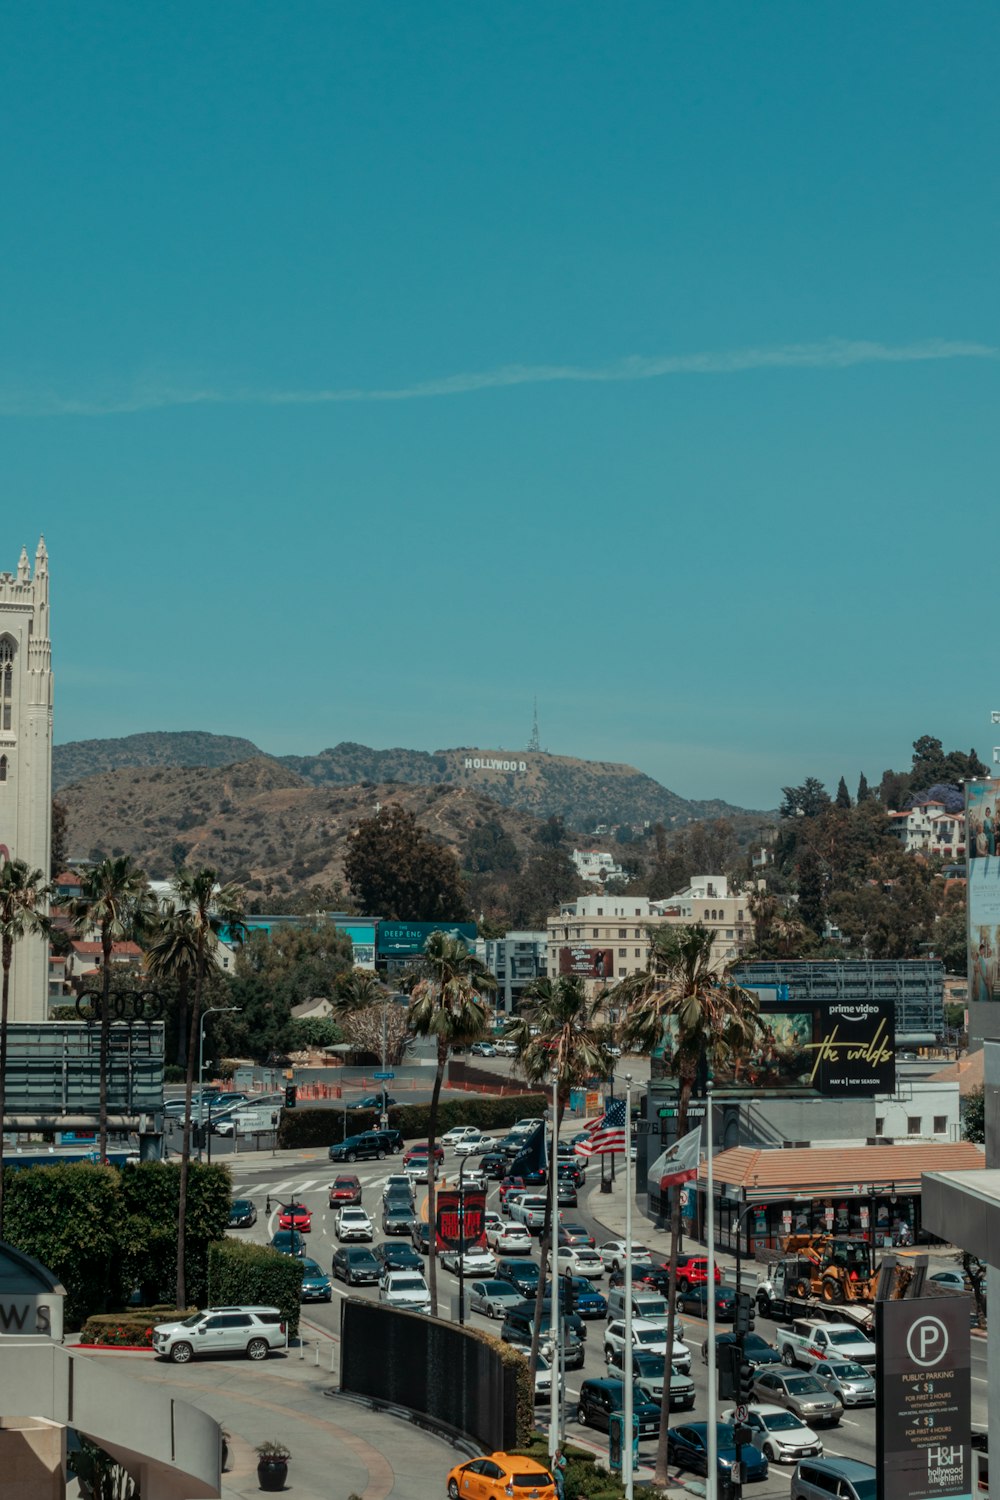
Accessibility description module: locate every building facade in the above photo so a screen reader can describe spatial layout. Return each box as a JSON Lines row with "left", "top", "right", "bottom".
{"left": 887, "top": 800, "right": 966, "bottom": 858}
{"left": 0, "top": 539, "right": 53, "bottom": 1023}
{"left": 733, "top": 958, "right": 945, "bottom": 1040}
{"left": 476, "top": 931, "right": 548, "bottom": 1014}
{"left": 651, "top": 875, "right": 752, "bottom": 967}
{"left": 546, "top": 893, "right": 664, "bottom": 989}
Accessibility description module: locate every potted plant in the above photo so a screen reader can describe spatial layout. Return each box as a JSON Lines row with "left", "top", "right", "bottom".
{"left": 255, "top": 1441, "right": 291, "bottom": 1491}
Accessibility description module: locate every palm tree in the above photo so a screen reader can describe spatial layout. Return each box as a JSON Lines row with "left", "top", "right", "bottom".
{"left": 408, "top": 933, "right": 495, "bottom": 1312}
{"left": 617, "top": 924, "right": 761, "bottom": 1487}
{"left": 504, "top": 974, "right": 616, "bottom": 1375}
{"left": 145, "top": 868, "right": 245, "bottom": 1309}
{"left": 333, "top": 966, "right": 391, "bottom": 1015}
{"left": 0, "top": 859, "right": 53, "bottom": 1236}
{"left": 71, "top": 857, "right": 155, "bottom": 1161}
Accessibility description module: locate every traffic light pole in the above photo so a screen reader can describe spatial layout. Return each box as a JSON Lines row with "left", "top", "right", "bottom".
{"left": 732, "top": 1291, "right": 757, "bottom": 1500}
{"left": 705, "top": 1078, "right": 717, "bottom": 1500}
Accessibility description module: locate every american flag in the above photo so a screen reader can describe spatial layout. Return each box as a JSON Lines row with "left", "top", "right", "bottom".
{"left": 574, "top": 1097, "right": 627, "bottom": 1157}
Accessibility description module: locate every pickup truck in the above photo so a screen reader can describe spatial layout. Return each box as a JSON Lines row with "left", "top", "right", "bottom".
{"left": 775, "top": 1318, "right": 877, "bottom": 1371}
{"left": 507, "top": 1193, "right": 548, "bottom": 1232}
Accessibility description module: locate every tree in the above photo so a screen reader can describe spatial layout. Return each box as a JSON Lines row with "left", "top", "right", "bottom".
{"left": 616, "top": 926, "right": 760, "bottom": 1486}
{"left": 464, "top": 821, "right": 521, "bottom": 876}
{"left": 796, "top": 849, "right": 826, "bottom": 937}
{"left": 0, "top": 859, "right": 53, "bottom": 1236}
{"left": 963, "top": 1087, "right": 985, "bottom": 1145}
{"left": 338, "top": 1001, "right": 411, "bottom": 1065}
{"left": 146, "top": 868, "right": 245, "bottom": 1309}
{"left": 746, "top": 886, "right": 813, "bottom": 960}
{"left": 780, "top": 778, "right": 831, "bottom": 819}
{"left": 504, "top": 975, "right": 615, "bottom": 1375}
{"left": 856, "top": 773, "right": 870, "bottom": 804}
{"left": 835, "top": 777, "right": 851, "bottom": 810}
{"left": 535, "top": 815, "right": 566, "bottom": 848}
{"left": 50, "top": 799, "right": 68, "bottom": 878}
{"left": 344, "top": 806, "right": 468, "bottom": 920}
{"left": 71, "top": 858, "right": 155, "bottom": 1160}
{"left": 286, "top": 1016, "right": 342, "bottom": 1050}
{"left": 504, "top": 848, "right": 581, "bottom": 927}
{"left": 236, "top": 921, "right": 353, "bottom": 1005}
{"left": 408, "top": 934, "right": 494, "bottom": 1311}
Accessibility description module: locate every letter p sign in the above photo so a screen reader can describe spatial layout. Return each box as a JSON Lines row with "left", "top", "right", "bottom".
{"left": 907, "top": 1316, "right": 949, "bottom": 1367}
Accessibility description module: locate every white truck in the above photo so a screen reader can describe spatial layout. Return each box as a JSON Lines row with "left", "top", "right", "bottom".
{"left": 774, "top": 1318, "right": 877, "bottom": 1371}
{"left": 507, "top": 1193, "right": 548, "bottom": 1232}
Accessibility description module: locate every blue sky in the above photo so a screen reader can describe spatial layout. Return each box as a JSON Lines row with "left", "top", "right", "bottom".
{"left": 4, "top": 2, "right": 997, "bottom": 810}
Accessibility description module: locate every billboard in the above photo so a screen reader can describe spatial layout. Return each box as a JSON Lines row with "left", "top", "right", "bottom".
{"left": 435, "top": 1189, "right": 487, "bottom": 1254}
{"left": 876, "top": 1296, "right": 972, "bottom": 1500}
{"left": 653, "top": 998, "right": 895, "bottom": 1097}
{"left": 558, "top": 946, "right": 615, "bottom": 980}
{"left": 376, "top": 921, "right": 477, "bottom": 958}
{"left": 966, "top": 779, "right": 1000, "bottom": 1003}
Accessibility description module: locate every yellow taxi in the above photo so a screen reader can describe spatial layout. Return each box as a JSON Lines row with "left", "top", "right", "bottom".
{"left": 446, "top": 1451, "right": 555, "bottom": 1500}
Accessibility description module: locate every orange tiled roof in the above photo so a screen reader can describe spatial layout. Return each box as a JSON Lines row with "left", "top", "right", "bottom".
{"left": 699, "top": 1141, "right": 984, "bottom": 1197}
{"left": 71, "top": 940, "right": 143, "bottom": 956}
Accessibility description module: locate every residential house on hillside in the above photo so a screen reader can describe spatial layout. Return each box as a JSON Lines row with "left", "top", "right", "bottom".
{"left": 887, "top": 801, "right": 966, "bottom": 858}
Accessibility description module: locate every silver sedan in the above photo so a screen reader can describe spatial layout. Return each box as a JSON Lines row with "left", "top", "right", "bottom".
{"left": 468, "top": 1279, "right": 525, "bottom": 1319}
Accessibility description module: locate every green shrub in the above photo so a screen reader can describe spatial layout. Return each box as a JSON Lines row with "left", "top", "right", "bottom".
{"left": 472, "top": 1330, "right": 535, "bottom": 1447}
{"left": 164, "top": 1064, "right": 186, "bottom": 1083}
{"left": 118, "top": 1161, "right": 231, "bottom": 1308}
{"left": 208, "top": 1239, "right": 304, "bottom": 1338}
{"left": 79, "top": 1306, "right": 194, "bottom": 1347}
{"left": 277, "top": 1094, "right": 547, "bottom": 1150}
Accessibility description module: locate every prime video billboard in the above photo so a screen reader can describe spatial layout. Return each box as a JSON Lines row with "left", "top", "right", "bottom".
{"left": 966, "top": 779, "right": 1000, "bottom": 1003}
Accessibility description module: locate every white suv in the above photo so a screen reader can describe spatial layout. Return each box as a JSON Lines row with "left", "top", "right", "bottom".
{"left": 604, "top": 1317, "right": 691, "bottom": 1373}
{"left": 336, "top": 1207, "right": 374, "bottom": 1241}
{"left": 152, "top": 1306, "right": 286, "bottom": 1364}
{"left": 379, "top": 1271, "right": 432, "bottom": 1315}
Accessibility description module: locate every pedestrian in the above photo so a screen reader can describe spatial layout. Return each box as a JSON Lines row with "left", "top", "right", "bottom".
{"left": 553, "top": 1449, "right": 566, "bottom": 1500}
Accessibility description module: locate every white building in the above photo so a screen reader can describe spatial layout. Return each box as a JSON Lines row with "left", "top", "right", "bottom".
{"left": 571, "top": 848, "right": 628, "bottom": 885}
{"left": 0, "top": 539, "right": 53, "bottom": 1022}
{"left": 546, "top": 893, "right": 664, "bottom": 988}
{"left": 873, "top": 1078, "right": 961, "bottom": 1142}
{"left": 651, "top": 875, "right": 752, "bottom": 967}
{"left": 887, "top": 801, "right": 966, "bottom": 858}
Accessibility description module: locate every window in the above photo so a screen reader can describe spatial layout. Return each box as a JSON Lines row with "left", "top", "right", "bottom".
{"left": 726, "top": 929, "right": 734, "bottom": 939}
{"left": 618, "top": 948, "right": 626, "bottom": 958}
{"left": 618, "top": 968, "right": 626, "bottom": 977}
{"left": 907, "top": 1117, "right": 921, "bottom": 1135}
{"left": 738, "top": 910, "right": 744, "bottom": 921}
{"left": 0, "top": 755, "right": 6, "bottom": 783}
{"left": 933, "top": 1115, "right": 947, "bottom": 1134}
{"left": 593, "top": 928, "right": 600, "bottom": 939}
{"left": 597, "top": 908, "right": 604, "bottom": 916}
{"left": 703, "top": 909, "right": 710, "bottom": 920}
{"left": 618, "top": 928, "right": 627, "bottom": 938}
{"left": 874, "top": 1117, "right": 884, "bottom": 1135}
{"left": 634, "top": 948, "right": 641, "bottom": 957}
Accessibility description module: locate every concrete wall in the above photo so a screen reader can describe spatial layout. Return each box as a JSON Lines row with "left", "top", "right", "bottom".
{"left": 0, "top": 1419, "right": 64, "bottom": 1500}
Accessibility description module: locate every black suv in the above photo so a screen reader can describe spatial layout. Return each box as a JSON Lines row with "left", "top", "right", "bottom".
{"left": 329, "top": 1129, "right": 404, "bottom": 1163}
{"left": 501, "top": 1307, "right": 584, "bottom": 1369}
{"left": 577, "top": 1378, "right": 661, "bottom": 1437}
{"left": 496, "top": 1259, "right": 541, "bottom": 1298}
{"left": 331, "top": 1246, "right": 380, "bottom": 1285}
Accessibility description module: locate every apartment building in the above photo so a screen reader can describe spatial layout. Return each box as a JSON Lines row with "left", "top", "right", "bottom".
{"left": 651, "top": 875, "right": 751, "bottom": 967}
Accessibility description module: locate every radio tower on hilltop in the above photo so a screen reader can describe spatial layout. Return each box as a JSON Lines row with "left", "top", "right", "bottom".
{"left": 527, "top": 697, "right": 541, "bottom": 753}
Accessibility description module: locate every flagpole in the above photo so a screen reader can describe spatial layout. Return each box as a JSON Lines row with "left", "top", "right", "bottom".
{"left": 706, "top": 1077, "right": 717, "bottom": 1500}
{"left": 548, "top": 1066, "right": 561, "bottom": 1465}
{"left": 623, "top": 1073, "right": 633, "bottom": 1500}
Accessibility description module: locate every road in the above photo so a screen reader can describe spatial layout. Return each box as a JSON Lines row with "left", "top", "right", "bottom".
{"left": 221, "top": 1135, "right": 987, "bottom": 1495}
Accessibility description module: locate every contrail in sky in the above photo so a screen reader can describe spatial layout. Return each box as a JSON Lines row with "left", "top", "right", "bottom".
{"left": 0, "top": 337, "right": 994, "bottom": 416}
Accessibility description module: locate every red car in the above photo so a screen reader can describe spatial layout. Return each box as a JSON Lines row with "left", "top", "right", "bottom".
{"left": 278, "top": 1201, "right": 312, "bottom": 1232}
{"left": 673, "top": 1253, "right": 720, "bottom": 1290}
{"left": 499, "top": 1176, "right": 526, "bottom": 1212}
{"left": 328, "top": 1175, "right": 362, "bottom": 1208}
{"left": 403, "top": 1143, "right": 445, "bottom": 1166}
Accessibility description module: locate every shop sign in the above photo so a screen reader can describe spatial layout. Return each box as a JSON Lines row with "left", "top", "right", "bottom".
{"left": 876, "top": 1297, "right": 972, "bottom": 1500}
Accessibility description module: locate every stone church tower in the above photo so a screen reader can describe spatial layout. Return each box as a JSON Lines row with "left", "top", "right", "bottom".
{"left": 0, "top": 538, "right": 53, "bottom": 1022}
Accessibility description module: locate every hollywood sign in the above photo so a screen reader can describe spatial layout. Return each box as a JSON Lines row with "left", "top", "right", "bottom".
{"left": 464, "top": 757, "right": 527, "bottom": 773}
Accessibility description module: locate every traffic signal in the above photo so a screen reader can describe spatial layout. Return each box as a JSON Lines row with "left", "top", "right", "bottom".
{"left": 285, "top": 1084, "right": 297, "bottom": 1108}
{"left": 718, "top": 1343, "right": 738, "bottom": 1401}
{"left": 734, "top": 1291, "right": 755, "bottom": 1337}
{"left": 738, "top": 1357, "right": 755, "bottom": 1404}
{"left": 562, "top": 1275, "right": 575, "bottom": 1315}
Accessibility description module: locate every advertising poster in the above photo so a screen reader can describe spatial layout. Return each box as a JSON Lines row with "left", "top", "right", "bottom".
{"left": 377, "top": 921, "right": 478, "bottom": 958}
{"left": 558, "top": 947, "right": 615, "bottom": 980}
{"left": 435, "top": 1189, "right": 487, "bottom": 1254}
{"left": 966, "top": 779, "right": 1000, "bottom": 1003}
{"left": 876, "top": 1297, "right": 972, "bottom": 1500}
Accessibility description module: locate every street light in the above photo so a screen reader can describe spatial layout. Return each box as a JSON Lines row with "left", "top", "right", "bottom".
{"left": 198, "top": 1006, "right": 241, "bottom": 1161}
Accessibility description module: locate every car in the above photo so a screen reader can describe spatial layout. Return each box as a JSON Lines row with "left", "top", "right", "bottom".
{"left": 152, "top": 1306, "right": 287, "bottom": 1364}
{"left": 335, "top": 1207, "right": 374, "bottom": 1242}
{"left": 441, "top": 1246, "right": 497, "bottom": 1277}
{"left": 812, "top": 1360, "right": 877, "bottom": 1407}
{"left": 673, "top": 1253, "right": 722, "bottom": 1291}
{"left": 382, "top": 1202, "right": 417, "bottom": 1236}
{"left": 545, "top": 1276, "right": 607, "bottom": 1319}
{"left": 675, "top": 1283, "right": 737, "bottom": 1320}
{"left": 210, "top": 1116, "right": 239, "bottom": 1137}
{"left": 496, "top": 1259, "right": 541, "bottom": 1299}
{"left": 441, "top": 1125, "right": 484, "bottom": 1146}
{"left": 329, "top": 1175, "right": 363, "bottom": 1207}
{"left": 500, "top": 1308, "right": 585, "bottom": 1370}
{"left": 480, "top": 1151, "right": 509, "bottom": 1179}
{"left": 445, "top": 1452, "right": 555, "bottom": 1500}
{"left": 487, "top": 1221, "right": 534, "bottom": 1255}
{"left": 403, "top": 1156, "right": 438, "bottom": 1183}
{"left": 533, "top": 1299, "right": 588, "bottom": 1343}
{"left": 790, "top": 1457, "right": 876, "bottom": 1500}
{"left": 493, "top": 1039, "right": 518, "bottom": 1057}
{"left": 331, "top": 1246, "right": 381, "bottom": 1285}
{"left": 557, "top": 1161, "right": 585, "bottom": 1188}
{"left": 379, "top": 1270, "right": 432, "bottom": 1314}
{"left": 928, "top": 1268, "right": 968, "bottom": 1292}
{"left": 403, "top": 1142, "right": 445, "bottom": 1165}
{"left": 454, "top": 1133, "right": 491, "bottom": 1157}
{"left": 534, "top": 1353, "right": 552, "bottom": 1403}
{"left": 228, "top": 1198, "right": 257, "bottom": 1228}
{"left": 469, "top": 1278, "right": 526, "bottom": 1319}
{"left": 470, "top": 1041, "right": 497, "bottom": 1057}
{"left": 722, "top": 1404, "right": 823, "bottom": 1463}
{"left": 553, "top": 1245, "right": 605, "bottom": 1279}
{"left": 382, "top": 1174, "right": 415, "bottom": 1204}
{"left": 461, "top": 1167, "right": 487, "bottom": 1191}
{"left": 605, "top": 1348, "right": 696, "bottom": 1410}
{"left": 277, "top": 1201, "right": 312, "bottom": 1233}
{"left": 576, "top": 1377, "right": 661, "bottom": 1439}
{"left": 667, "top": 1423, "right": 769, "bottom": 1483}
{"left": 605, "top": 1287, "right": 682, "bottom": 1336}
{"left": 499, "top": 1177, "right": 527, "bottom": 1211}
{"left": 270, "top": 1230, "right": 306, "bottom": 1258}
{"left": 411, "top": 1221, "right": 432, "bottom": 1255}
{"left": 558, "top": 1223, "right": 595, "bottom": 1249}
{"left": 752, "top": 1370, "right": 843, "bottom": 1427}
{"left": 608, "top": 1261, "right": 672, "bottom": 1294}
{"left": 508, "top": 1194, "right": 548, "bottom": 1232}
{"left": 704, "top": 1331, "right": 782, "bottom": 1369}
{"left": 556, "top": 1180, "right": 578, "bottom": 1208}
{"left": 299, "top": 1258, "right": 333, "bottom": 1302}
{"left": 373, "top": 1240, "right": 424, "bottom": 1274}
{"left": 599, "top": 1240, "right": 651, "bottom": 1270}
{"left": 604, "top": 1318, "right": 691, "bottom": 1373}
{"left": 346, "top": 1094, "right": 397, "bottom": 1111}
{"left": 329, "top": 1130, "right": 400, "bottom": 1164}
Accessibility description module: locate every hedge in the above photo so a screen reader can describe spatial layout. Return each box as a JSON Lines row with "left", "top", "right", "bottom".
{"left": 79, "top": 1306, "right": 194, "bottom": 1348}
{"left": 513, "top": 1437, "right": 624, "bottom": 1500}
{"left": 207, "top": 1238, "right": 304, "bottom": 1338}
{"left": 277, "top": 1093, "right": 547, "bottom": 1150}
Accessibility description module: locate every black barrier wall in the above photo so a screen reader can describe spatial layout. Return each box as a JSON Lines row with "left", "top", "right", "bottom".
{"left": 340, "top": 1299, "right": 518, "bottom": 1452}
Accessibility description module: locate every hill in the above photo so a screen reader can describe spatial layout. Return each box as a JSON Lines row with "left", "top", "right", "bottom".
{"left": 57, "top": 759, "right": 558, "bottom": 900}
{"left": 53, "top": 730, "right": 264, "bottom": 788}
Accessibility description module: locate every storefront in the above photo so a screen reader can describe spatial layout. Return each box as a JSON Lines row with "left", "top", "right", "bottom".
{"left": 694, "top": 1141, "right": 985, "bottom": 1256}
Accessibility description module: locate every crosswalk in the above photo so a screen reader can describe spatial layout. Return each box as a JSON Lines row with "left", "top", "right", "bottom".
{"left": 232, "top": 1178, "right": 328, "bottom": 1197}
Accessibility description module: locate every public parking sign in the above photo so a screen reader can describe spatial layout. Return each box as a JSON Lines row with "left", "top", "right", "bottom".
{"left": 876, "top": 1297, "right": 972, "bottom": 1500}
